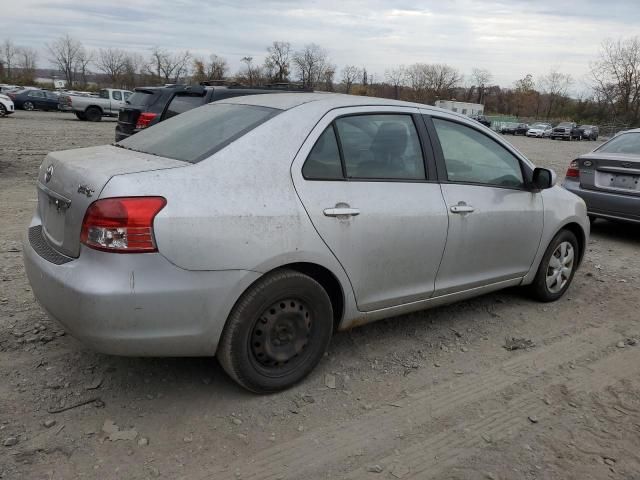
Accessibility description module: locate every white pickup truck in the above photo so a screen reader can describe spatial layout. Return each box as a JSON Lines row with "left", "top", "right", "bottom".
{"left": 59, "top": 88, "right": 132, "bottom": 122}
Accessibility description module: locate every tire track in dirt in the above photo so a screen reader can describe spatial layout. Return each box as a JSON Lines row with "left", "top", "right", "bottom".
{"left": 200, "top": 325, "right": 625, "bottom": 479}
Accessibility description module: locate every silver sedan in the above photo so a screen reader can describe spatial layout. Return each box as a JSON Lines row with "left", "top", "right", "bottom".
{"left": 23, "top": 94, "right": 589, "bottom": 392}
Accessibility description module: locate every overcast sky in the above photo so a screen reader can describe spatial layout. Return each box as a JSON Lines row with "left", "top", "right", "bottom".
{"left": 4, "top": 0, "right": 640, "bottom": 92}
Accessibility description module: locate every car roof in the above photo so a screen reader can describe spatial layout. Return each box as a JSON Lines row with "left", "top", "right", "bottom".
{"left": 216, "top": 92, "right": 469, "bottom": 116}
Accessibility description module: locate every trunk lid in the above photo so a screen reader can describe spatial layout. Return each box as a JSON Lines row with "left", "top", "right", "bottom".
{"left": 37, "top": 145, "right": 186, "bottom": 258}
{"left": 579, "top": 152, "right": 640, "bottom": 198}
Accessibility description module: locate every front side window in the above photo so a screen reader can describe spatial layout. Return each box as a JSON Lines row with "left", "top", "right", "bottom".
{"left": 334, "top": 114, "right": 425, "bottom": 180}
{"left": 112, "top": 90, "right": 122, "bottom": 101}
{"left": 124, "top": 92, "right": 132, "bottom": 100}
{"left": 302, "top": 125, "right": 343, "bottom": 179}
{"left": 433, "top": 118, "right": 524, "bottom": 188}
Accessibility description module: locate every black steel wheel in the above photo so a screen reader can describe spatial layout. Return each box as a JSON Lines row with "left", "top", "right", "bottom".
{"left": 85, "top": 107, "right": 102, "bottom": 122}
{"left": 217, "top": 269, "right": 334, "bottom": 393}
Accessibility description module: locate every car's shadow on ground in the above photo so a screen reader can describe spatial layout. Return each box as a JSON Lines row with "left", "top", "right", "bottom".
{"left": 590, "top": 219, "right": 640, "bottom": 244}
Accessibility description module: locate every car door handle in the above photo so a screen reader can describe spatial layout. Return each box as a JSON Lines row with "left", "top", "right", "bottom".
{"left": 450, "top": 204, "right": 475, "bottom": 214}
{"left": 323, "top": 207, "right": 360, "bottom": 217}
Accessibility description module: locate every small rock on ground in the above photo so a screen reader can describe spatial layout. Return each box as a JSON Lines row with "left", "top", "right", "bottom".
{"left": 367, "top": 464, "right": 384, "bottom": 473}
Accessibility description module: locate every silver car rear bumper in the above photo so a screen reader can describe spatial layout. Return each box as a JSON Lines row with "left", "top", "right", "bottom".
{"left": 23, "top": 219, "right": 260, "bottom": 356}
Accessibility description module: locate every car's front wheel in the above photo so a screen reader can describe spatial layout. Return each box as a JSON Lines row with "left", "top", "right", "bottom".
{"left": 0, "top": 104, "right": 6, "bottom": 117}
{"left": 529, "top": 230, "right": 579, "bottom": 302}
{"left": 217, "top": 269, "right": 334, "bottom": 393}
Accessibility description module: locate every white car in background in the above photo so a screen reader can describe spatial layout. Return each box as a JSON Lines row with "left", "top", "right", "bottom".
{"left": 0, "top": 93, "right": 15, "bottom": 116}
{"left": 527, "top": 123, "right": 552, "bottom": 138}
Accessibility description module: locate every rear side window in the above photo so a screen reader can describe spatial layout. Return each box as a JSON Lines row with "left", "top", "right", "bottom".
{"left": 335, "top": 114, "right": 425, "bottom": 180}
{"left": 117, "top": 103, "right": 280, "bottom": 163}
{"left": 127, "top": 91, "right": 159, "bottom": 107}
{"left": 164, "top": 95, "right": 205, "bottom": 120}
{"left": 112, "top": 91, "right": 122, "bottom": 101}
{"left": 302, "top": 126, "right": 343, "bottom": 179}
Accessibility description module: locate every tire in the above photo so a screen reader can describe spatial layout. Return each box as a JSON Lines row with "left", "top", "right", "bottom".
{"left": 23, "top": 101, "right": 34, "bottom": 111}
{"left": 75, "top": 112, "right": 87, "bottom": 121}
{"left": 0, "top": 104, "right": 6, "bottom": 117}
{"left": 85, "top": 107, "right": 102, "bottom": 122}
{"left": 217, "top": 269, "right": 334, "bottom": 393}
{"left": 529, "top": 229, "right": 579, "bottom": 302}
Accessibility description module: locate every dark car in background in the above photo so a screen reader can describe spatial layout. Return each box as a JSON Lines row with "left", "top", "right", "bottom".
{"left": 115, "top": 83, "right": 311, "bottom": 141}
{"left": 551, "top": 122, "right": 582, "bottom": 140}
{"left": 470, "top": 114, "right": 491, "bottom": 127}
{"left": 563, "top": 128, "right": 640, "bottom": 224}
{"left": 500, "top": 122, "right": 528, "bottom": 135}
{"left": 578, "top": 125, "right": 599, "bottom": 141}
{"left": 9, "top": 89, "right": 60, "bottom": 111}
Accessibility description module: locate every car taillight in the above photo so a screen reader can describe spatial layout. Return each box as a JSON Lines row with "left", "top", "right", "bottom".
{"left": 80, "top": 197, "right": 166, "bottom": 253}
{"left": 136, "top": 112, "right": 157, "bottom": 130}
{"left": 566, "top": 160, "right": 580, "bottom": 178}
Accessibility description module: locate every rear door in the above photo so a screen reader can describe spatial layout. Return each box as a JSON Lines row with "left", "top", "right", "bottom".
{"left": 426, "top": 115, "right": 544, "bottom": 295}
{"left": 292, "top": 106, "right": 449, "bottom": 311}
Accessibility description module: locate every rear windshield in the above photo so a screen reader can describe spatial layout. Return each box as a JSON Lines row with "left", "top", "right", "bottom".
{"left": 127, "top": 91, "right": 159, "bottom": 107}
{"left": 597, "top": 132, "right": 640, "bottom": 155}
{"left": 116, "top": 103, "right": 280, "bottom": 163}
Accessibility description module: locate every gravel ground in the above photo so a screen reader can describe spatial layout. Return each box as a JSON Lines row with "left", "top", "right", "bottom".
{"left": 1, "top": 111, "right": 640, "bottom": 480}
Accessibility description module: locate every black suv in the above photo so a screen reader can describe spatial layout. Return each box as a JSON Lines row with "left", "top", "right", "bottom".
{"left": 115, "top": 83, "right": 310, "bottom": 141}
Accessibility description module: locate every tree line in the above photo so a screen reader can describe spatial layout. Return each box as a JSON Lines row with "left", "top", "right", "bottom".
{"left": 1, "top": 34, "right": 640, "bottom": 127}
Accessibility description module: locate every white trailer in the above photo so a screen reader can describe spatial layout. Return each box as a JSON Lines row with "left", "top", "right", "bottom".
{"left": 434, "top": 100, "right": 484, "bottom": 116}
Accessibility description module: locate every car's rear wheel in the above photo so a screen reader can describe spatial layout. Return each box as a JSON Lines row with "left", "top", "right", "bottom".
{"left": 529, "top": 230, "right": 579, "bottom": 302}
{"left": 217, "top": 269, "right": 333, "bottom": 393}
{"left": 85, "top": 107, "right": 102, "bottom": 122}
{"left": 23, "top": 101, "right": 34, "bottom": 111}
{"left": 75, "top": 112, "right": 87, "bottom": 121}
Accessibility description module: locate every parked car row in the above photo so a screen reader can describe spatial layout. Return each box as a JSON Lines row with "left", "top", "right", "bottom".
{"left": 497, "top": 121, "right": 599, "bottom": 141}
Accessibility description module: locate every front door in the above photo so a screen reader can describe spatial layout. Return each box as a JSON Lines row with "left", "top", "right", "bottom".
{"left": 427, "top": 116, "right": 544, "bottom": 295}
{"left": 292, "top": 107, "right": 449, "bottom": 311}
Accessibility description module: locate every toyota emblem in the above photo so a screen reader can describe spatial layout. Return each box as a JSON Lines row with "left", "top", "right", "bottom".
{"left": 45, "top": 165, "right": 54, "bottom": 183}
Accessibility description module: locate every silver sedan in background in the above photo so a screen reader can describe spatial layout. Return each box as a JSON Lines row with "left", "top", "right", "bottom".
{"left": 23, "top": 94, "right": 589, "bottom": 392}
{"left": 563, "top": 128, "right": 640, "bottom": 224}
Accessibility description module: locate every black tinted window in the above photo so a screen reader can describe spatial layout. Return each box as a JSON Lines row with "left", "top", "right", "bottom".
{"left": 117, "top": 103, "right": 279, "bottom": 163}
{"left": 164, "top": 95, "right": 205, "bottom": 119}
{"left": 127, "top": 91, "right": 159, "bottom": 107}
{"left": 335, "top": 114, "right": 425, "bottom": 180}
{"left": 302, "top": 126, "right": 343, "bottom": 179}
{"left": 433, "top": 118, "right": 524, "bottom": 187}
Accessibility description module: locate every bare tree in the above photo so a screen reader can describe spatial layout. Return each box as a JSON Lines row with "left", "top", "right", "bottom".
{"left": 149, "top": 47, "right": 192, "bottom": 84}
{"left": 122, "top": 52, "right": 144, "bottom": 88}
{"left": 75, "top": 47, "right": 93, "bottom": 88}
{"left": 2, "top": 39, "right": 18, "bottom": 80}
{"left": 292, "top": 43, "right": 330, "bottom": 89}
{"left": 540, "top": 68, "right": 573, "bottom": 118}
{"left": 341, "top": 65, "right": 362, "bottom": 93}
{"left": 207, "top": 54, "right": 228, "bottom": 80}
{"left": 471, "top": 68, "right": 492, "bottom": 103}
{"left": 590, "top": 37, "right": 640, "bottom": 124}
{"left": 96, "top": 48, "right": 128, "bottom": 85}
{"left": 404, "top": 63, "right": 462, "bottom": 104}
{"left": 322, "top": 64, "right": 336, "bottom": 92}
{"left": 47, "top": 34, "right": 84, "bottom": 86}
{"left": 240, "top": 56, "right": 261, "bottom": 86}
{"left": 16, "top": 47, "right": 38, "bottom": 79}
{"left": 385, "top": 66, "right": 406, "bottom": 99}
{"left": 265, "top": 41, "right": 291, "bottom": 82}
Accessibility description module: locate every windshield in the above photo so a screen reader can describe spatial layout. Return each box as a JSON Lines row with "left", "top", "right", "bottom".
{"left": 117, "top": 103, "right": 280, "bottom": 163}
{"left": 531, "top": 124, "right": 547, "bottom": 129}
{"left": 596, "top": 132, "right": 640, "bottom": 155}
{"left": 557, "top": 122, "right": 572, "bottom": 127}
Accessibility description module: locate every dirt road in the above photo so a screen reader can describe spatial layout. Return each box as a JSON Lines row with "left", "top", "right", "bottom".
{"left": 1, "top": 111, "right": 639, "bottom": 479}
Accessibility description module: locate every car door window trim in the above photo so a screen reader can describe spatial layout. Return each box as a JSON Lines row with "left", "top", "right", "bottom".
{"left": 302, "top": 111, "right": 438, "bottom": 183}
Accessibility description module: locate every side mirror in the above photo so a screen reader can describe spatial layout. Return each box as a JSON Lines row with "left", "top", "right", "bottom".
{"left": 531, "top": 167, "right": 556, "bottom": 190}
